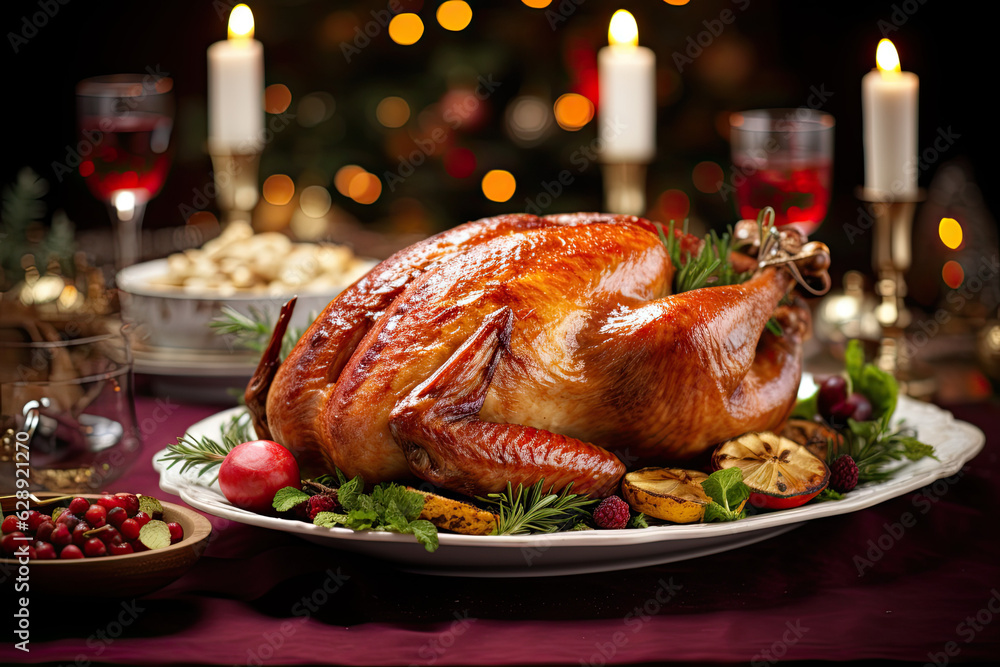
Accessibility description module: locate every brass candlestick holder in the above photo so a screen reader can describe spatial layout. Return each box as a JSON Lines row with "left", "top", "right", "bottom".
{"left": 602, "top": 163, "right": 647, "bottom": 216}
{"left": 856, "top": 187, "right": 934, "bottom": 398}
{"left": 208, "top": 142, "right": 262, "bottom": 226}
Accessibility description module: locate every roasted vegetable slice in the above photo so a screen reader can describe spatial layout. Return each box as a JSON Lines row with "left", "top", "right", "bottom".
{"left": 621, "top": 468, "right": 711, "bottom": 523}
{"left": 711, "top": 432, "right": 830, "bottom": 509}
{"left": 407, "top": 487, "right": 498, "bottom": 535}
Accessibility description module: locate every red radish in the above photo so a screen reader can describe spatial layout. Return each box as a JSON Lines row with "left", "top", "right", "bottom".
{"left": 218, "top": 440, "right": 300, "bottom": 514}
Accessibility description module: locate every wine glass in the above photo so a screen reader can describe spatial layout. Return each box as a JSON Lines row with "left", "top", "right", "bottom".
{"left": 729, "top": 108, "right": 834, "bottom": 235}
{"left": 76, "top": 74, "right": 174, "bottom": 270}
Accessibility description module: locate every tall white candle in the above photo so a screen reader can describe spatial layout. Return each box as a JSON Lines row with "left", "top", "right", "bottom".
{"left": 208, "top": 4, "right": 264, "bottom": 152}
{"left": 862, "top": 38, "right": 918, "bottom": 196}
{"left": 598, "top": 10, "right": 656, "bottom": 163}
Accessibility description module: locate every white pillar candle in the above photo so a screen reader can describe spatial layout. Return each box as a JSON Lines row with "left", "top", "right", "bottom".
{"left": 208, "top": 4, "right": 264, "bottom": 153}
{"left": 598, "top": 10, "right": 656, "bottom": 163}
{"left": 862, "top": 38, "right": 918, "bottom": 197}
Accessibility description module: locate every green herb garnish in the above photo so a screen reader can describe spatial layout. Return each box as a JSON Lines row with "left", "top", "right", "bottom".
{"left": 700, "top": 468, "right": 750, "bottom": 522}
{"left": 161, "top": 409, "right": 254, "bottom": 482}
{"left": 210, "top": 305, "right": 309, "bottom": 361}
{"left": 272, "top": 487, "right": 311, "bottom": 512}
{"left": 479, "top": 480, "right": 599, "bottom": 535}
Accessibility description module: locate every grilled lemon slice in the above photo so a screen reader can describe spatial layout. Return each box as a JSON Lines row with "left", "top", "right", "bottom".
{"left": 621, "top": 468, "right": 712, "bottom": 523}
{"left": 711, "top": 432, "right": 830, "bottom": 509}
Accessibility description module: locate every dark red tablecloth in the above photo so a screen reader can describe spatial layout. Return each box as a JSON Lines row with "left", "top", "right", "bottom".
{"left": 4, "top": 397, "right": 999, "bottom": 665}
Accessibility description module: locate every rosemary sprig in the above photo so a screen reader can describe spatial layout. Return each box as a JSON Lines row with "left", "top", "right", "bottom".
{"left": 831, "top": 415, "right": 937, "bottom": 484}
{"left": 210, "top": 305, "right": 308, "bottom": 361}
{"left": 161, "top": 410, "right": 254, "bottom": 482}
{"left": 656, "top": 220, "right": 753, "bottom": 293}
{"left": 478, "top": 480, "right": 598, "bottom": 535}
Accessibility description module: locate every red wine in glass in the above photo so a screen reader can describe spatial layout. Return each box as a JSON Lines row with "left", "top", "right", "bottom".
{"left": 734, "top": 157, "right": 832, "bottom": 235}
{"left": 78, "top": 112, "right": 172, "bottom": 203}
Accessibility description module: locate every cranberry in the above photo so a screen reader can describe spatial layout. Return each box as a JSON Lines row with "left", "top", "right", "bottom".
{"left": 22, "top": 510, "right": 41, "bottom": 531}
{"left": 115, "top": 493, "right": 140, "bottom": 517}
{"left": 34, "top": 521, "right": 56, "bottom": 543}
{"left": 83, "top": 537, "right": 107, "bottom": 557}
{"left": 108, "top": 541, "right": 134, "bottom": 555}
{"left": 71, "top": 522, "right": 92, "bottom": 547}
{"left": 817, "top": 375, "right": 848, "bottom": 420}
{"left": 24, "top": 545, "right": 38, "bottom": 559}
{"left": 84, "top": 504, "right": 107, "bottom": 528}
{"left": 97, "top": 527, "right": 121, "bottom": 545}
{"left": 166, "top": 522, "right": 184, "bottom": 544}
{"left": 1, "top": 514, "right": 18, "bottom": 534}
{"left": 2, "top": 531, "right": 26, "bottom": 554}
{"left": 120, "top": 518, "right": 141, "bottom": 541}
{"left": 60, "top": 544, "right": 84, "bottom": 559}
{"left": 829, "top": 392, "right": 874, "bottom": 427}
{"left": 107, "top": 506, "right": 128, "bottom": 529}
{"left": 133, "top": 511, "right": 151, "bottom": 528}
{"left": 34, "top": 541, "right": 57, "bottom": 560}
{"left": 131, "top": 540, "right": 148, "bottom": 553}
{"left": 68, "top": 497, "right": 90, "bottom": 516}
{"left": 97, "top": 495, "right": 125, "bottom": 512}
{"left": 50, "top": 524, "right": 72, "bottom": 547}
{"left": 56, "top": 512, "right": 80, "bottom": 530}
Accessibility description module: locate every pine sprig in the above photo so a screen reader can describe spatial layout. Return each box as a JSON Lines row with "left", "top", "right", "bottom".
{"left": 210, "top": 305, "right": 308, "bottom": 361}
{"left": 161, "top": 410, "right": 254, "bottom": 482}
{"left": 479, "top": 480, "right": 598, "bottom": 535}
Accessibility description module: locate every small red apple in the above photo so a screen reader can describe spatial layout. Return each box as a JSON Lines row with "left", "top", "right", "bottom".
{"left": 218, "top": 440, "right": 300, "bottom": 514}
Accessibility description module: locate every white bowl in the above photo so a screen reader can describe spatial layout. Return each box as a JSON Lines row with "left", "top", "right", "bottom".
{"left": 117, "top": 258, "right": 375, "bottom": 352}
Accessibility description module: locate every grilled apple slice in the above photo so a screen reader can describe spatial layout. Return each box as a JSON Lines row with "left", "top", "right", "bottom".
{"left": 711, "top": 432, "right": 830, "bottom": 509}
{"left": 621, "top": 468, "right": 712, "bottom": 523}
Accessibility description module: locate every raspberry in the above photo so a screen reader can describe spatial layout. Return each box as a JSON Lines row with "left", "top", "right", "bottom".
{"left": 593, "top": 495, "right": 631, "bottom": 530}
{"left": 307, "top": 494, "right": 338, "bottom": 521}
{"left": 830, "top": 455, "right": 859, "bottom": 493}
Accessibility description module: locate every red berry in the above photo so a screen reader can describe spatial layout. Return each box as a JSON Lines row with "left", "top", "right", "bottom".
{"left": 23, "top": 510, "right": 41, "bottom": 531}
{"left": 83, "top": 538, "right": 107, "bottom": 557}
{"left": 307, "top": 495, "right": 337, "bottom": 520}
{"left": 55, "top": 511, "right": 80, "bottom": 530}
{"left": 218, "top": 440, "right": 301, "bottom": 514}
{"left": 120, "top": 518, "right": 141, "bottom": 541}
{"left": 84, "top": 504, "right": 107, "bottom": 528}
{"left": 68, "top": 497, "right": 90, "bottom": 516}
{"left": 817, "top": 375, "right": 848, "bottom": 419}
{"left": 1, "top": 514, "right": 18, "bottom": 534}
{"left": 593, "top": 496, "right": 631, "bottom": 530}
{"left": 133, "top": 511, "right": 151, "bottom": 528}
{"left": 109, "top": 541, "right": 134, "bottom": 555}
{"left": 2, "top": 532, "right": 26, "bottom": 554}
{"left": 97, "top": 495, "right": 125, "bottom": 512}
{"left": 166, "top": 522, "right": 184, "bottom": 544}
{"left": 34, "top": 521, "right": 56, "bottom": 543}
{"left": 34, "top": 541, "right": 57, "bottom": 560}
{"left": 115, "top": 493, "right": 140, "bottom": 517}
{"left": 50, "top": 524, "right": 72, "bottom": 547}
{"left": 60, "top": 544, "right": 84, "bottom": 559}
{"left": 72, "top": 522, "right": 92, "bottom": 547}
{"left": 107, "top": 506, "right": 128, "bottom": 528}
{"left": 24, "top": 546, "right": 38, "bottom": 559}
{"left": 131, "top": 540, "right": 148, "bottom": 553}
{"left": 830, "top": 455, "right": 860, "bottom": 493}
{"left": 97, "top": 526, "right": 121, "bottom": 545}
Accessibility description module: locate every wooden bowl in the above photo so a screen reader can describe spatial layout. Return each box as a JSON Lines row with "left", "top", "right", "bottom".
{"left": 1, "top": 493, "right": 212, "bottom": 597}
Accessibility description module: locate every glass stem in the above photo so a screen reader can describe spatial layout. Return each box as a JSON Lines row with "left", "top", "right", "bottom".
{"left": 109, "top": 194, "right": 147, "bottom": 270}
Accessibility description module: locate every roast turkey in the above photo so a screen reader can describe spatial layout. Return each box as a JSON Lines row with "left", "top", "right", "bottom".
{"left": 246, "top": 213, "right": 829, "bottom": 498}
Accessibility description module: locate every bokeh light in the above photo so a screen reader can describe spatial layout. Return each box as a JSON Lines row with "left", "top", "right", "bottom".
{"left": 692, "top": 161, "right": 725, "bottom": 194}
{"left": 664, "top": 0, "right": 690, "bottom": 5}
{"left": 262, "top": 174, "right": 295, "bottom": 205}
{"left": 942, "top": 260, "right": 965, "bottom": 288}
{"left": 938, "top": 217, "right": 963, "bottom": 250}
{"left": 297, "top": 92, "right": 336, "bottom": 127}
{"left": 553, "top": 93, "right": 594, "bottom": 131}
{"left": 187, "top": 210, "right": 218, "bottom": 227}
{"left": 444, "top": 148, "right": 477, "bottom": 179}
{"left": 506, "top": 95, "right": 552, "bottom": 145}
{"left": 521, "top": 0, "right": 551, "bottom": 7}
{"left": 658, "top": 189, "right": 690, "bottom": 222}
{"left": 389, "top": 13, "right": 424, "bottom": 45}
{"left": 264, "top": 84, "right": 292, "bottom": 114}
{"left": 334, "top": 165, "right": 366, "bottom": 197}
{"left": 376, "top": 96, "right": 411, "bottom": 128}
{"left": 349, "top": 172, "right": 382, "bottom": 204}
{"left": 482, "top": 170, "right": 516, "bottom": 202}
{"left": 437, "top": 1, "right": 472, "bottom": 31}
{"left": 299, "top": 185, "right": 333, "bottom": 217}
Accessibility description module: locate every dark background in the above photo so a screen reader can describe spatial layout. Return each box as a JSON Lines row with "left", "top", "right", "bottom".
{"left": 1, "top": 0, "right": 995, "bottom": 284}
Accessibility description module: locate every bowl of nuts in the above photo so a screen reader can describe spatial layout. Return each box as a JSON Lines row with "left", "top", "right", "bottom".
{"left": 117, "top": 222, "right": 376, "bottom": 354}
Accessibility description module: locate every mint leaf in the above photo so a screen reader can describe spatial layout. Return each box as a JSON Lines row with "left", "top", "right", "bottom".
{"left": 703, "top": 501, "right": 745, "bottom": 523}
{"left": 844, "top": 339, "right": 864, "bottom": 392}
{"left": 273, "top": 486, "right": 310, "bottom": 512}
{"left": 790, "top": 389, "right": 819, "bottom": 420}
{"left": 312, "top": 511, "right": 349, "bottom": 528}
{"left": 344, "top": 508, "right": 379, "bottom": 531}
{"left": 895, "top": 435, "right": 938, "bottom": 462}
{"left": 858, "top": 364, "right": 898, "bottom": 420}
{"left": 813, "top": 488, "right": 845, "bottom": 503}
{"left": 701, "top": 468, "right": 750, "bottom": 514}
{"left": 407, "top": 519, "right": 440, "bottom": 553}
{"left": 628, "top": 513, "right": 649, "bottom": 529}
{"left": 336, "top": 475, "right": 364, "bottom": 511}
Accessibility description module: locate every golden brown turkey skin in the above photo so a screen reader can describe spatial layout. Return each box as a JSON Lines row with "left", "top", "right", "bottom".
{"left": 252, "top": 214, "right": 808, "bottom": 498}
